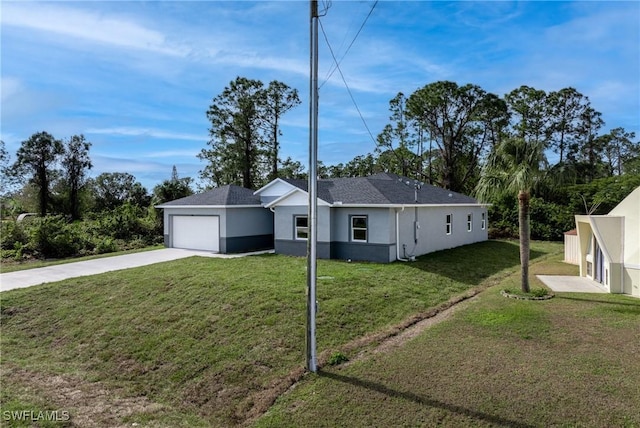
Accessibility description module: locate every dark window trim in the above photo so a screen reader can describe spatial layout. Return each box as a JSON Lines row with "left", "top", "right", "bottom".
{"left": 294, "top": 215, "right": 308, "bottom": 240}
{"left": 350, "top": 214, "right": 368, "bottom": 243}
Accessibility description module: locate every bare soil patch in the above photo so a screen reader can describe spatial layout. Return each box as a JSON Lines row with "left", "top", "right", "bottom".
{"left": 2, "top": 364, "right": 164, "bottom": 427}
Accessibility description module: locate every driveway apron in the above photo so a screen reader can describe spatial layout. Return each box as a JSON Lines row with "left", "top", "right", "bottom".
{"left": 1, "top": 249, "right": 270, "bottom": 292}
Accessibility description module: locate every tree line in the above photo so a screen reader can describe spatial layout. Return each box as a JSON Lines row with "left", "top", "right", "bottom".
{"left": 2, "top": 76, "right": 638, "bottom": 264}
{"left": 200, "top": 78, "right": 638, "bottom": 195}
{"left": 0, "top": 135, "right": 193, "bottom": 220}
{"left": 0, "top": 134, "right": 194, "bottom": 260}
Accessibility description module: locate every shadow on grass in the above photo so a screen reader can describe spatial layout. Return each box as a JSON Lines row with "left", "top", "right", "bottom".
{"left": 556, "top": 295, "right": 640, "bottom": 308}
{"left": 319, "top": 371, "right": 534, "bottom": 428}
{"left": 404, "top": 240, "right": 546, "bottom": 285}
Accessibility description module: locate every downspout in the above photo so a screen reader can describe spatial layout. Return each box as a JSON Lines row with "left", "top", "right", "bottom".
{"left": 396, "top": 206, "right": 409, "bottom": 262}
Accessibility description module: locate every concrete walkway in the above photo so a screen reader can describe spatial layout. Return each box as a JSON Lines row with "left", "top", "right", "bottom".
{"left": 537, "top": 275, "right": 607, "bottom": 293}
{"left": 0, "top": 248, "right": 273, "bottom": 292}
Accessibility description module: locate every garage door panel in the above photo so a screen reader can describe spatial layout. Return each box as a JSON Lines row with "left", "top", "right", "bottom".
{"left": 172, "top": 216, "right": 219, "bottom": 252}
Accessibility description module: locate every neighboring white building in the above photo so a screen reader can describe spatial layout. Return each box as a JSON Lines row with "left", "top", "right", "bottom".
{"left": 574, "top": 187, "right": 640, "bottom": 297}
{"left": 563, "top": 229, "right": 579, "bottom": 265}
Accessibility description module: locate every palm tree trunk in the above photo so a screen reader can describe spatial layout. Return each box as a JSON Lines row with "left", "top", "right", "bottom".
{"left": 518, "top": 189, "right": 531, "bottom": 293}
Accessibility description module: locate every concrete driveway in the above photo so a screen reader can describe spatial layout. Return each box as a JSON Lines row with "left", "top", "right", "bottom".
{"left": 1, "top": 248, "right": 272, "bottom": 292}
{"left": 537, "top": 275, "right": 607, "bottom": 293}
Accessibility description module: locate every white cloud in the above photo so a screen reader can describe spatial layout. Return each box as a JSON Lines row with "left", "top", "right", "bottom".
{"left": 1, "top": 3, "right": 188, "bottom": 56}
{"left": 145, "top": 149, "right": 201, "bottom": 159}
{"left": 85, "top": 127, "right": 205, "bottom": 142}
{"left": 0, "top": 77, "right": 23, "bottom": 103}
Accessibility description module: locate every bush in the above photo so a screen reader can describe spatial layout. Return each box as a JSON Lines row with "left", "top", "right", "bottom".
{"left": 94, "top": 237, "right": 119, "bottom": 254}
{"left": 0, "top": 221, "right": 27, "bottom": 250}
{"left": 1, "top": 206, "right": 162, "bottom": 261}
{"left": 28, "top": 216, "right": 82, "bottom": 258}
{"left": 487, "top": 194, "right": 575, "bottom": 241}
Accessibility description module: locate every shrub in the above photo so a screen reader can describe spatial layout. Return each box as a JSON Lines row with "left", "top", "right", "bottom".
{"left": 0, "top": 220, "right": 27, "bottom": 250}
{"left": 327, "top": 351, "right": 349, "bottom": 366}
{"left": 95, "top": 237, "right": 118, "bottom": 254}
{"left": 28, "top": 216, "right": 82, "bottom": 258}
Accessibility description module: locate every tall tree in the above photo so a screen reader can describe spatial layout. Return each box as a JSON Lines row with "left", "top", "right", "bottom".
{"left": 569, "top": 106, "right": 605, "bottom": 182}
{"left": 263, "top": 81, "right": 301, "bottom": 181}
{"left": 203, "top": 77, "right": 266, "bottom": 189}
{"left": 505, "top": 86, "right": 551, "bottom": 147}
{"left": 91, "top": 172, "right": 149, "bottom": 211}
{"left": 12, "top": 131, "right": 64, "bottom": 217}
{"left": 278, "top": 157, "right": 306, "bottom": 180}
{"left": 476, "top": 137, "right": 549, "bottom": 293}
{"left": 598, "top": 127, "right": 639, "bottom": 176}
{"left": 153, "top": 165, "right": 193, "bottom": 204}
{"left": 62, "top": 134, "right": 92, "bottom": 220}
{"left": 546, "top": 87, "right": 590, "bottom": 164}
{"left": 406, "top": 81, "right": 507, "bottom": 193}
{"left": 376, "top": 93, "right": 418, "bottom": 178}
{"left": 0, "top": 140, "right": 10, "bottom": 198}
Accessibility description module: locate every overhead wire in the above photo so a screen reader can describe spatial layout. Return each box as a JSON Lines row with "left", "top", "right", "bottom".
{"left": 320, "top": 0, "right": 378, "bottom": 90}
{"left": 319, "top": 18, "right": 377, "bottom": 145}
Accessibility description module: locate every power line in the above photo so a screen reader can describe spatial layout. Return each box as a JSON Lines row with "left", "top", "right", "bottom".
{"left": 320, "top": 1, "right": 378, "bottom": 89}
{"left": 319, "top": 18, "right": 377, "bottom": 146}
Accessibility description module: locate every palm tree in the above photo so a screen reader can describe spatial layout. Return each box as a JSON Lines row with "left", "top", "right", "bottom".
{"left": 476, "top": 137, "right": 548, "bottom": 293}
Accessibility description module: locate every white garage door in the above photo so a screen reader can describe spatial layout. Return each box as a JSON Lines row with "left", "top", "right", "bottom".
{"left": 172, "top": 216, "right": 220, "bottom": 252}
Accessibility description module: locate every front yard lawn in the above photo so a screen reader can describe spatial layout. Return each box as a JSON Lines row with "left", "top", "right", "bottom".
{"left": 257, "top": 259, "right": 640, "bottom": 427}
{"left": 0, "top": 240, "right": 586, "bottom": 427}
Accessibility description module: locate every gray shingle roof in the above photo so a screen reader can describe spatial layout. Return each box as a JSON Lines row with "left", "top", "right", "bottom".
{"left": 286, "top": 172, "right": 478, "bottom": 205}
{"left": 158, "top": 184, "right": 262, "bottom": 206}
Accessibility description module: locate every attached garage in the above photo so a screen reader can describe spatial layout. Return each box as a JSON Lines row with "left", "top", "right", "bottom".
{"left": 156, "top": 184, "right": 273, "bottom": 254}
{"left": 171, "top": 215, "right": 220, "bottom": 252}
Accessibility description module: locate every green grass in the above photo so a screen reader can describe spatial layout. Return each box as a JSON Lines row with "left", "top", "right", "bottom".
{"left": 0, "top": 245, "right": 164, "bottom": 273}
{"left": 256, "top": 256, "right": 640, "bottom": 427}
{"left": 0, "top": 240, "right": 539, "bottom": 427}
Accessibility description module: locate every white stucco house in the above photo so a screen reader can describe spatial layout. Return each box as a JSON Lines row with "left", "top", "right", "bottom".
{"left": 156, "top": 173, "right": 489, "bottom": 261}
{"left": 254, "top": 172, "right": 488, "bottom": 263}
{"left": 574, "top": 186, "right": 640, "bottom": 297}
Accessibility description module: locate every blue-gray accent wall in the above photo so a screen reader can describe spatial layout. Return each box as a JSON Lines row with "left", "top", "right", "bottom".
{"left": 223, "top": 234, "right": 273, "bottom": 253}
{"left": 330, "top": 242, "right": 392, "bottom": 263}
{"left": 275, "top": 240, "right": 330, "bottom": 258}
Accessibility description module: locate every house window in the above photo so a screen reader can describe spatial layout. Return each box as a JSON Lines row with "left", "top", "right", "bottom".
{"left": 295, "top": 215, "right": 308, "bottom": 240}
{"left": 467, "top": 214, "right": 473, "bottom": 232}
{"left": 446, "top": 214, "right": 452, "bottom": 235}
{"left": 351, "top": 216, "right": 368, "bottom": 242}
{"left": 481, "top": 212, "right": 486, "bottom": 230}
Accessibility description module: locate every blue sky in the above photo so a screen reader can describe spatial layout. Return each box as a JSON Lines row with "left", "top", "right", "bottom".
{"left": 2, "top": 1, "right": 638, "bottom": 190}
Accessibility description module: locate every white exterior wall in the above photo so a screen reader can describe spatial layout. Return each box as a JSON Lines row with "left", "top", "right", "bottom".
{"left": 255, "top": 180, "right": 298, "bottom": 205}
{"left": 274, "top": 205, "right": 331, "bottom": 242}
{"left": 397, "top": 206, "right": 488, "bottom": 258}
{"left": 564, "top": 234, "right": 579, "bottom": 265}
{"left": 330, "top": 207, "right": 395, "bottom": 244}
{"left": 609, "top": 187, "right": 640, "bottom": 297}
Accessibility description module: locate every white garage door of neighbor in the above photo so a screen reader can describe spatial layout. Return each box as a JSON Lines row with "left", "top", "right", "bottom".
{"left": 172, "top": 215, "right": 220, "bottom": 252}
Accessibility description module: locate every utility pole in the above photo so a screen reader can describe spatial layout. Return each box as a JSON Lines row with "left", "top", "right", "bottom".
{"left": 306, "top": 0, "right": 319, "bottom": 373}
